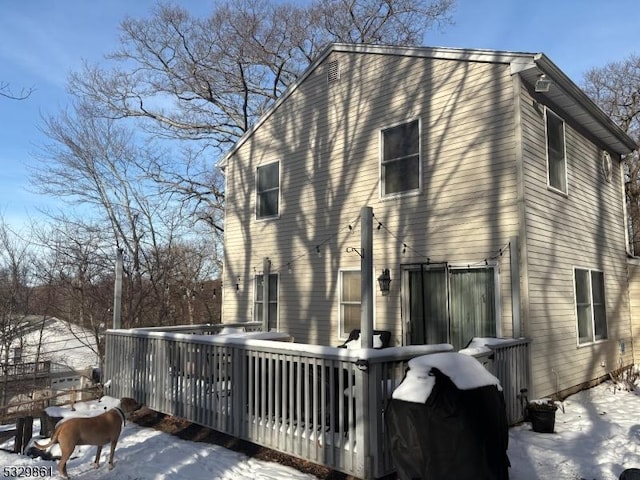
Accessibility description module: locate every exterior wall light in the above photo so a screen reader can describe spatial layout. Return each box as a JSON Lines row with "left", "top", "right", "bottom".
{"left": 535, "top": 74, "right": 551, "bottom": 93}
{"left": 378, "top": 268, "right": 392, "bottom": 296}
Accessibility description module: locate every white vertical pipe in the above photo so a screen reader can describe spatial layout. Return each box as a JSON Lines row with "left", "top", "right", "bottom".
{"left": 361, "top": 206, "right": 373, "bottom": 348}
{"left": 510, "top": 236, "right": 521, "bottom": 338}
{"left": 262, "top": 257, "right": 271, "bottom": 331}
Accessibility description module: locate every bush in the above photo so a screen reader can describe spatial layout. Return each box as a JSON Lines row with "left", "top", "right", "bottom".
{"left": 609, "top": 362, "right": 639, "bottom": 393}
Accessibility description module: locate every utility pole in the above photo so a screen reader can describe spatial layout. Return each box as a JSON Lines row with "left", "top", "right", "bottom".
{"left": 113, "top": 248, "right": 123, "bottom": 329}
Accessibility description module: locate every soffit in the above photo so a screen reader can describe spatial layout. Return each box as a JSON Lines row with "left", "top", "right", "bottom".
{"left": 518, "top": 54, "right": 636, "bottom": 156}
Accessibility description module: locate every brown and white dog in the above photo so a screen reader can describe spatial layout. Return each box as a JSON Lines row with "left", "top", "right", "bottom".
{"left": 34, "top": 397, "right": 140, "bottom": 478}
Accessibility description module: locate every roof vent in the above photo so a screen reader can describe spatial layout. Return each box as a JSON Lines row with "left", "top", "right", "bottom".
{"left": 327, "top": 60, "right": 340, "bottom": 84}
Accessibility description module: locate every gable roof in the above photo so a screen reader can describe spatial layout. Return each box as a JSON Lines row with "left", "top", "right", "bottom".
{"left": 219, "top": 43, "right": 636, "bottom": 168}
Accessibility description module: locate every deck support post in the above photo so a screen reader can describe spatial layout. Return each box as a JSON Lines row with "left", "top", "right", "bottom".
{"left": 359, "top": 206, "right": 374, "bottom": 478}
{"left": 360, "top": 206, "right": 374, "bottom": 348}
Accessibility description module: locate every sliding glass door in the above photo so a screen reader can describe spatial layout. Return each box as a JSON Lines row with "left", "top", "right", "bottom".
{"left": 408, "top": 266, "right": 448, "bottom": 345}
{"left": 406, "top": 264, "right": 497, "bottom": 350}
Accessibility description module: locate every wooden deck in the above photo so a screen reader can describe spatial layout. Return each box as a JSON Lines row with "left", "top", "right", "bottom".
{"left": 104, "top": 324, "right": 530, "bottom": 479}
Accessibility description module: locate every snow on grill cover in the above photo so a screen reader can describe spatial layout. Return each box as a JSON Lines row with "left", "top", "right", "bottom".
{"left": 385, "top": 352, "right": 510, "bottom": 480}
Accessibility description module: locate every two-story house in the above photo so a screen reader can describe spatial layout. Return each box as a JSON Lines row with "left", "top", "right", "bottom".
{"left": 220, "top": 43, "right": 637, "bottom": 398}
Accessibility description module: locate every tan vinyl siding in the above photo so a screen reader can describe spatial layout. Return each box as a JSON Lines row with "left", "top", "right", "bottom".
{"left": 519, "top": 85, "right": 632, "bottom": 398}
{"left": 224, "top": 51, "right": 520, "bottom": 346}
{"left": 629, "top": 260, "right": 640, "bottom": 357}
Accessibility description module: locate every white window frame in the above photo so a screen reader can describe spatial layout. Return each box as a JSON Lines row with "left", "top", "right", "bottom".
{"left": 255, "top": 161, "right": 280, "bottom": 219}
{"left": 338, "top": 268, "right": 361, "bottom": 340}
{"left": 11, "top": 347, "right": 22, "bottom": 364}
{"left": 380, "top": 118, "right": 422, "bottom": 198}
{"left": 253, "top": 273, "right": 279, "bottom": 330}
{"left": 544, "top": 107, "right": 568, "bottom": 195}
{"left": 573, "top": 267, "right": 608, "bottom": 346}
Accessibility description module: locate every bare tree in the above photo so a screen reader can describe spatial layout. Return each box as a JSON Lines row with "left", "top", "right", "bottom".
{"left": 161, "top": 239, "right": 221, "bottom": 324}
{"left": 309, "top": 0, "right": 454, "bottom": 45}
{"left": 583, "top": 55, "right": 640, "bottom": 254}
{"left": 65, "top": 0, "right": 455, "bottom": 232}
{"left": 0, "top": 220, "right": 35, "bottom": 356}
{"left": 0, "top": 81, "right": 34, "bottom": 100}
{"left": 71, "top": 0, "right": 454, "bottom": 144}
{"left": 32, "top": 100, "right": 222, "bottom": 328}
{"left": 146, "top": 146, "right": 226, "bottom": 234}
{"left": 31, "top": 220, "right": 112, "bottom": 361}
{"left": 0, "top": 219, "right": 41, "bottom": 405}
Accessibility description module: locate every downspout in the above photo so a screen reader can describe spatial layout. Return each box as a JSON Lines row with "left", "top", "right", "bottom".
{"left": 620, "top": 157, "right": 633, "bottom": 257}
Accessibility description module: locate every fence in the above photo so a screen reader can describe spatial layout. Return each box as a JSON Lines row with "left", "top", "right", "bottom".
{"left": 0, "top": 386, "right": 102, "bottom": 424}
{"left": 104, "top": 327, "right": 530, "bottom": 479}
{"left": 1, "top": 361, "right": 51, "bottom": 380}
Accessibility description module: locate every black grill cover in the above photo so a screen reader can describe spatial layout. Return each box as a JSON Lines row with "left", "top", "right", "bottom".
{"left": 385, "top": 367, "right": 510, "bottom": 480}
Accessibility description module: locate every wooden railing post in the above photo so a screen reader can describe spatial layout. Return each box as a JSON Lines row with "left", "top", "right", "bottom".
{"left": 366, "top": 360, "right": 384, "bottom": 479}
{"left": 231, "top": 344, "right": 245, "bottom": 437}
{"left": 353, "top": 359, "right": 371, "bottom": 479}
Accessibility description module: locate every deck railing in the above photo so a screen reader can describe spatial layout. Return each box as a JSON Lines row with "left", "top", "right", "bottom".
{"left": 104, "top": 327, "right": 530, "bottom": 479}
{"left": 1, "top": 361, "right": 51, "bottom": 380}
{"left": 488, "top": 337, "right": 532, "bottom": 425}
{"left": 132, "top": 321, "right": 263, "bottom": 335}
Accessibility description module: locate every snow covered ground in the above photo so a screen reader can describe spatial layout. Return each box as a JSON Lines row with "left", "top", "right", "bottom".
{"left": 0, "top": 398, "right": 316, "bottom": 480}
{"left": 509, "top": 381, "right": 640, "bottom": 480}
{"left": 1, "top": 382, "right": 640, "bottom": 479}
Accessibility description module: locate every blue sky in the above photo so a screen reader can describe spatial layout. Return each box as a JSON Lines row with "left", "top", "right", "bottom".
{"left": 1, "top": 0, "right": 638, "bottom": 230}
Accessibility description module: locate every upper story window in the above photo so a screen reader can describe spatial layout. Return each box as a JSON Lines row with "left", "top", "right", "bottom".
{"left": 256, "top": 162, "right": 279, "bottom": 219}
{"left": 381, "top": 119, "right": 421, "bottom": 197}
{"left": 545, "top": 108, "right": 567, "bottom": 194}
{"left": 574, "top": 268, "right": 607, "bottom": 345}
